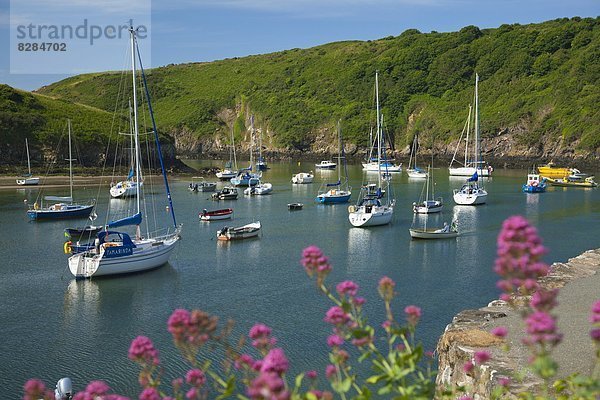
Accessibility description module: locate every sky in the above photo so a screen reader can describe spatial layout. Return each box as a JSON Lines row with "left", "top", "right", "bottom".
{"left": 0, "top": 0, "right": 598, "bottom": 91}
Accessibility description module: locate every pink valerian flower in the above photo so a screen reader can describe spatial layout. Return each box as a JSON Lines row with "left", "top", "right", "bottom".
{"left": 306, "top": 370, "right": 318, "bottom": 379}
{"left": 235, "top": 354, "right": 254, "bottom": 370}
{"left": 463, "top": 361, "right": 474, "bottom": 374}
{"left": 261, "top": 348, "right": 289, "bottom": 374}
{"left": 523, "top": 311, "right": 563, "bottom": 346}
{"left": 72, "top": 381, "right": 129, "bottom": 400}
{"left": 378, "top": 276, "right": 396, "bottom": 302}
{"left": 186, "top": 388, "right": 200, "bottom": 400}
{"left": 325, "top": 364, "right": 338, "bottom": 379}
{"left": 474, "top": 351, "right": 491, "bottom": 365}
{"left": 139, "top": 387, "right": 161, "bottom": 400}
{"left": 246, "top": 372, "right": 289, "bottom": 400}
{"left": 382, "top": 320, "right": 392, "bottom": 330}
{"left": 336, "top": 280, "right": 359, "bottom": 297}
{"left": 324, "top": 306, "right": 350, "bottom": 326}
{"left": 168, "top": 309, "right": 191, "bottom": 344}
{"left": 23, "top": 379, "right": 52, "bottom": 400}
{"left": 490, "top": 326, "right": 508, "bottom": 338}
{"left": 249, "top": 323, "right": 277, "bottom": 350}
{"left": 494, "top": 216, "right": 549, "bottom": 300}
{"left": 351, "top": 336, "right": 372, "bottom": 348}
{"left": 590, "top": 300, "right": 600, "bottom": 324}
{"left": 249, "top": 323, "right": 271, "bottom": 339}
{"left": 352, "top": 297, "right": 366, "bottom": 307}
{"left": 458, "top": 396, "right": 473, "bottom": 400}
{"left": 404, "top": 305, "right": 422, "bottom": 326}
{"left": 128, "top": 336, "right": 160, "bottom": 366}
{"left": 590, "top": 328, "right": 600, "bottom": 342}
{"left": 498, "top": 377, "right": 511, "bottom": 387}
{"left": 172, "top": 378, "right": 184, "bottom": 392}
{"left": 327, "top": 334, "right": 344, "bottom": 347}
{"left": 186, "top": 369, "right": 206, "bottom": 387}
{"left": 301, "top": 246, "right": 332, "bottom": 284}
{"left": 530, "top": 289, "right": 559, "bottom": 312}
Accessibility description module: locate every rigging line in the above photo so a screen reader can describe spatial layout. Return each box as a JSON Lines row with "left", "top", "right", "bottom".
{"left": 135, "top": 35, "right": 177, "bottom": 228}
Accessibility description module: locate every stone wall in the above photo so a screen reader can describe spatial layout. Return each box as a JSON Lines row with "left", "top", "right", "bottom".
{"left": 436, "top": 249, "right": 600, "bottom": 398}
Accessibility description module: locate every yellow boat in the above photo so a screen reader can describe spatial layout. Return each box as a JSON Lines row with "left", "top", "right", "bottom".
{"left": 546, "top": 176, "right": 598, "bottom": 188}
{"left": 537, "top": 163, "right": 577, "bottom": 179}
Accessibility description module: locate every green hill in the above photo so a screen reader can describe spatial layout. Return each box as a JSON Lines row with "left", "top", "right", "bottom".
{"left": 16, "top": 17, "right": 600, "bottom": 161}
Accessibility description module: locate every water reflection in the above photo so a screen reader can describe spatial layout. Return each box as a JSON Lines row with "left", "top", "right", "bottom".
{"left": 63, "top": 279, "right": 100, "bottom": 326}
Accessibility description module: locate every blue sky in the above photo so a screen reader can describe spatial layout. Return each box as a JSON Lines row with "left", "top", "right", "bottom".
{"left": 1, "top": 0, "right": 598, "bottom": 91}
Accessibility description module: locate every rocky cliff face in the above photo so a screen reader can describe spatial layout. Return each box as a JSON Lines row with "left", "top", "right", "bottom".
{"left": 168, "top": 107, "right": 600, "bottom": 167}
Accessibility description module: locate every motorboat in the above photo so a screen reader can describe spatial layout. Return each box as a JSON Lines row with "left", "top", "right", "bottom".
{"left": 216, "top": 221, "right": 261, "bottom": 241}
{"left": 199, "top": 208, "right": 233, "bottom": 221}
{"left": 292, "top": 172, "right": 314, "bottom": 184}
{"left": 287, "top": 203, "right": 304, "bottom": 210}
{"left": 522, "top": 173, "right": 547, "bottom": 193}
{"left": 546, "top": 176, "right": 597, "bottom": 188}
{"left": 212, "top": 186, "right": 239, "bottom": 200}
{"left": 315, "top": 160, "right": 337, "bottom": 169}
{"left": 244, "top": 182, "right": 273, "bottom": 195}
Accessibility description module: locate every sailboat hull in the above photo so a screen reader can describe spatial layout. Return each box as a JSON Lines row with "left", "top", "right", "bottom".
{"left": 348, "top": 205, "right": 393, "bottom": 227}
{"left": 110, "top": 181, "right": 141, "bottom": 198}
{"left": 315, "top": 192, "right": 351, "bottom": 204}
{"left": 448, "top": 167, "right": 490, "bottom": 177}
{"left": 453, "top": 190, "right": 487, "bottom": 205}
{"left": 16, "top": 177, "right": 40, "bottom": 186}
{"left": 68, "top": 234, "right": 180, "bottom": 278}
{"left": 27, "top": 204, "right": 95, "bottom": 220}
{"left": 407, "top": 170, "right": 427, "bottom": 179}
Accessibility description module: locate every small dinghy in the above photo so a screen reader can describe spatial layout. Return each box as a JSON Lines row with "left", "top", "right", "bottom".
{"left": 409, "top": 220, "right": 458, "bottom": 240}
{"left": 287, "top": 203, "right": 304, "bottom": 210}
{"left": 211, "top": 186, "right": 238, "bottom": 200}
{"left": 199, "top": 208, "right": 233, "bottom": 221}
{"left": 216, "top": 221, "right": 261, "bottom": 241}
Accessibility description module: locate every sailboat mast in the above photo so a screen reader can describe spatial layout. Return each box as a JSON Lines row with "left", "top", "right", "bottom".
{"left": 231, "top": 125, "right": 237, "bottom": 170}
{"left": 337, "top": 120, "right": 342, "bottom": 185}
{"left": 375, "top": 71, "right": 381, "bottom": 177}
{"left": 67, "top": 119, "right": 73, "bottom": 201}
{"left": 465, "top": 105, "right": 471, "bottom": 167}
{"left": 25, "top": 138, "right": 31, "bottom": 175}
{"left": 130, "top": 27, "right": 141, "bottom": 214}
{"left": 474, "top": 73, "right": 480, "bottom": 173}
{"left": 250, "top": 115, "right": 254, "bottom": 168}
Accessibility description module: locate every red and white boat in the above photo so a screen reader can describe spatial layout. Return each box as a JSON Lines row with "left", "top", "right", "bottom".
{"left": 199, "top": 208, "right": 233, "bottom": 221}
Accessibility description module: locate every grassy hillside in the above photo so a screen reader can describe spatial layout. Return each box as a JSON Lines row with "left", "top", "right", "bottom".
{"left": 0, "top": 84, "right": 117, "bottom": 167}
{"left": 29, "top": 17, "right": 600, "bottom": 154}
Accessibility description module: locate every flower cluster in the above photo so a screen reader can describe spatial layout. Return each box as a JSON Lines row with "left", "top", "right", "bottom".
{"left": 300, "top": 245, "right": 331, "bottom": 285}
{"left": 494, "top": 216, "right": 549, "bottom": 301}
{"left": 591, "top": 300, "right": 600, "bottom": 344}
{"left": 167, "top": 309, "right": 218, "bottom": 363}
{"left": 128, "top": 335, "right": 159, "bottom": 366}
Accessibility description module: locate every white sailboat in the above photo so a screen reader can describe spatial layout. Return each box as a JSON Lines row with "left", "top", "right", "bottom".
{"left": 27, "top": 120, "right": 95, "bottom": 220}
{"left": 453, "top": 74, "right": 488, "bottom": 205}
{"left": 349, "top": 72, "right": 394, "bottom": 227}
{"left": 448, "top": 74, "right": 491, "bottom": 177}
{"left": 315, "top": 121, "right": 352, "bottom": 204}
{"left": 110, "top": 101, "right": 143, "bottom": 198}
{"left": 362, "top": 73, "right": 401, "bottom": 173}
{"left": 216, "top": 125, "right": 238, "bottom": 180}
{"left": 68, "top": 26, "right": 181, "bottom": 279}
{"left": 406, "top": 133, "right": 427, "bottom": 179}
{"left": 413, "top": 165, "right": 442, "bottom": 213}
{"left": 16, "top": 138, "right": 40, "bottom": 186}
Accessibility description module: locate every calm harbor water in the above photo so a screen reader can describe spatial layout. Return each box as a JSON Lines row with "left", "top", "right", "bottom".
{"left": 1, "top": 160, "right": 599, "bottom": 397}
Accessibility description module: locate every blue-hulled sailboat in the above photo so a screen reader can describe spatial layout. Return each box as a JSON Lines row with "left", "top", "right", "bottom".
{"left": 68, "top": 26, "right": 181, "bottom": 279}
{"left": 27, "top": 120, "right": 95, "bottom": 221}
{"left": 315, "top": 121, "right": 352, "bottom": 204}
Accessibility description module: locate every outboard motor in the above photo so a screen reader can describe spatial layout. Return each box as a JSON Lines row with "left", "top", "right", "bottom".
{"left": 55, "top": 377, "right": 73, "bottom": 400}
